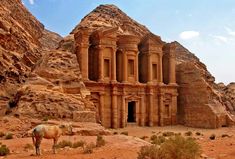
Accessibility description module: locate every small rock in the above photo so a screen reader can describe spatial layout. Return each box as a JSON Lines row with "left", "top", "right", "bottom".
{"left": 200, "top": 153, "right": 208, "bottom": 158}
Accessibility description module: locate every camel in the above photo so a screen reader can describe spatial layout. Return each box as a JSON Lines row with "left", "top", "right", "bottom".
{"left": 32, "top": 124, "right": 73, "bottom": 155}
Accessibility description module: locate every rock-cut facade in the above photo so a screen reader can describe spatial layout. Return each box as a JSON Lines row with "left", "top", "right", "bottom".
{"left": 74, "top": 27, "right": 178, "bottom": 128}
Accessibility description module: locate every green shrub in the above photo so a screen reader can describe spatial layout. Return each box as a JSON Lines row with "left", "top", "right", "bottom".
{"left": 137, "top": 145, "right": 161, "bottom": 159}
{"left": 5, "top": 133, "right": 13, "bottom": 140}
{"left": 83, "top": 142, "right": 95, "bottom": 154}
{"left": 56, "top": 140, "right": 73, "bottom": 148}
{"left": 209, "top": 134, "right": 216, "bottom": 140}
{"left": 160, "top": 135, "right": 201, "bottom": 159}
{"left": 151, "top": 135, "right": 166, "bottom": 145}
{"left": 96, "top": 135, "right": 105, "bottom": 147}
{"left": 0, "top": 132, "right": 5, "bottom": 138}
{"left": 24, "top": 143, "right": 34, "bottom": 150}
{"left": 162, "top": 131, "right": 175, "bottom": 137}
{"left": 184, "top": 131, "right": 192, "bottom": 136}
{"left": 72, "top": 140, "right": 86, "bottom": 148}
{"left": 121, "top": 131, "right": 128, "bottom": 136}
{"left": 0, "top": 144, "right": 10, "bottom": 156}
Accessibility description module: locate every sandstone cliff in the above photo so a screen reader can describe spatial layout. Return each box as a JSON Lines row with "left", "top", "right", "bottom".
{"left": 217, "top": 82, "right": 235, "bottom": 113}
{"left": 0, "top": 0, "right": 95, "bottom": 123}
{"left": 72, "top": 4, "right": 150, "bottom": 37}
{"left": 173, "top": 42, "right": 234, "bottom": 128}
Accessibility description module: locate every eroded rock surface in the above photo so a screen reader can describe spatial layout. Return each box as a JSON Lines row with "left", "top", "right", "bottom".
{"left": 217, "top": 83, "right": 235, "bottom": 113}
{"left": 174, "top": 42, "right": 233, "bottom": 128}
{"left": 0, "top": 0, "right": 95, "bottom": 123}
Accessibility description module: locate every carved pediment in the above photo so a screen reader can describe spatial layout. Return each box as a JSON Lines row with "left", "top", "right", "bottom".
{"left": 139, "top": 33, "right": 164, "bottom": 53}
{"left": 125, "top": 94, "right": 142, "bottom": 101}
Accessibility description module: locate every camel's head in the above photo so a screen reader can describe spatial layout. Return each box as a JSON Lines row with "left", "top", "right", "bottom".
{"left": 59, "top": 124, "right": 73, "bottom": 135}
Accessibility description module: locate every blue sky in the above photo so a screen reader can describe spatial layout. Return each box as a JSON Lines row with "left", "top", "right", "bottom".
{"left": 22, "top": 0, "right": 235, "bottom": 84}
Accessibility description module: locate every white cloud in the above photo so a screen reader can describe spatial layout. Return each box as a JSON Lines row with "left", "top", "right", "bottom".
{"left": 212, "top": 35, "right": 228, "bottom": 43}
{"left": 29, "top": 0, "right": 34, "bottom": 5}
{"left": 225, "top": 27, "right": 235, "bottom": 36}
{"left": 179, "top": 31, "right": 200, "bottom": 40}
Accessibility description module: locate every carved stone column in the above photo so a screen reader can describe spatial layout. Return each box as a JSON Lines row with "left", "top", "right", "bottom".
{"left": 98, "top": 46, "right": 104, "bottom": 82}
{"left": 171, "top": 94, "right": 178, "bottom": 124}
{"left": 159, "top": 93, "right": 164, "bottom": 126}
{"left": 77, "top": 45, "right": 89, "bottom": 81}
{"left": 74, "top": 29, "right": 90, "bottom": 81}
{"left": 122, "top": 51, "right": 128, "bottom": 83}
{"left": 147, "top": 54, "right": 152, "bottom": 83}
{"left": 140, "top": 96, "right": 145, "bottom": 126}
{"left": 121, "top": 95, "right": 126, "bottom": 128}
{"left": 112, "top": 90, "right": 118, "bottom": 128}
{"left": 135, "top": 52, "right": 139, "bottom": 82}
{"left": 99, "top": 93, "right": 105, "bottom": 126}
{"left": 111, "top": 47, "right": 117, "bottom": 82}
{"left": 158, "top": 54, "right": 163, "bottom": 83}
{"left": 148, "top": 89, "right": 153, "bottom": 126}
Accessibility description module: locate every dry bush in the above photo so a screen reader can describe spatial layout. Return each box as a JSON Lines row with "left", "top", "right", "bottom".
{"left": 184, "top": 131, "right": 192, "bottom": 136}
{"left": 24, "top": 143, "right": 34, "bottom": 150}
{"left": 0, "top": 144, "right": 10, "bottom": 156}
{"left": 137, "top": 135, "right": 201, "bottom": 159}
{"left": 83, "top": 142, "right": 95, "bottom": 154}
{"left": 137, "top": 145, "right": 160, "bottom": 159}
{"left": 150, "top": 135, "right": 166, "bottom": 145}
{"left": 96, "top": 135, "right": 105, "bottom": 147}
{"left": 195, "top": 132, "right": 201, "bottom": 136}
{"left": 72, "top": 140, "right": 86, "bottom": 148}
{"left": 42, "top": 116, "right": 49, "bottom": 121}
{"left": 56, "top": 140, "right": 73, "bottom": 148}
{"left": 160, "top": 135, "right": 201, "bottom": 159}
{"left": 5, "top": 133, "right": 13, "bottom": 140}
{"left": 209, "top": 134, "right": 216, "bottom": 140}
{"left": 0, "top": 132, "right": 5, "bottom": 138}
{"left": 140, "top": 136, "right": 148, "bottom": 140}
{"left": 162, "top": 131, "right": 175, "bottom": 137}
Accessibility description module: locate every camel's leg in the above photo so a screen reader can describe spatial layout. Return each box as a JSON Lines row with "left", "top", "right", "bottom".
{"left": 53, "top": 138, "right": 58, "bottom": 154}
{"left": 35, "top": 137, "right": 43, "bottom": 155}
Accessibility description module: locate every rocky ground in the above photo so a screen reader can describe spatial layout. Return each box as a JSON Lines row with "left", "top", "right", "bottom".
{"left": 1, "top": 125, "right": 235, "bottom": 159}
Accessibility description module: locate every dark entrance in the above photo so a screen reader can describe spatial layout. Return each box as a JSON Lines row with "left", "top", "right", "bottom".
{"left": 127, "top": 101, "right": 136, "bottom": 122}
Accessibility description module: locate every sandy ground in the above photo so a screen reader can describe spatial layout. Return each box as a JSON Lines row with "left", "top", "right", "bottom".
{"left": 1, "top": 125, "right": 235, "bottom": 159}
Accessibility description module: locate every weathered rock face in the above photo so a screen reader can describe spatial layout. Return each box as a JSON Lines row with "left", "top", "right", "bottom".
{"left": 0, "top": 0, "right": 61, "bottom": 102}
{"left": 16, "top": 50, "right": 95, "bottom": 121}
{"left": 0, "top": 0, "right": 95, "bottom": 123}
{"left": 174, "top": 42, "right": 234, "bottom": 128}
{"left": 39, "top": 29, "right": 62, "bottom": 50}
{"left": 0, "top": 0, "right": 44, "bottom": 115}
{"left": 72, "top": 4, "right": 150, "bottom": 36}
{"left": 216, "top": 82, "right": 235, "bottom": 113}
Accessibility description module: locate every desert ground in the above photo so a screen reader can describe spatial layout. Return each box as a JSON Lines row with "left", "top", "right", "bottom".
{"left": 1, "top": 125, "right": 235, "bottom": 159}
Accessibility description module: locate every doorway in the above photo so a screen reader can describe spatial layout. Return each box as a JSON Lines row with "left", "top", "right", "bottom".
{"left": 127, "top": 101, "right": 136, "bottom": 122}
